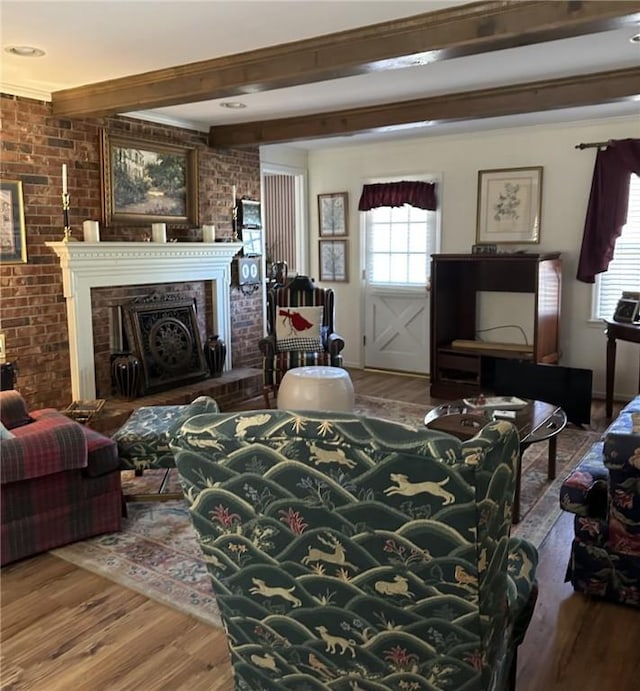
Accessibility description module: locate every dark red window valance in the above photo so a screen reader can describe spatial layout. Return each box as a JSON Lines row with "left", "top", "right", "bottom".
{"left": 358, "top": 180, "right": 438, "bottom": 211}
{"left": 576, "top": 138, "right": 640, "bottom": 283}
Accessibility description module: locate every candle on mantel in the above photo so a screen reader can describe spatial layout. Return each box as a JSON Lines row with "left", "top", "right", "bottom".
{"left": 232, "top": 185, "right": 236, "bottom": 207}
{"left": 82, "top": 220, "right": 100, "bottom": 243}
{"left": 202, "top": 224, "right": 216, "bottom": 242}
{"left": 62, "top": 164, "right": 68, "bottom": 194}
{"left": 151, "top": 222, "right": 167, "bottom": 243}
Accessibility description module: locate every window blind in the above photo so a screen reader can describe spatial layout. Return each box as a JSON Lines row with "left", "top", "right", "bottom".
{"left": 595, "top": 173, "right": 640, "bottom": 319}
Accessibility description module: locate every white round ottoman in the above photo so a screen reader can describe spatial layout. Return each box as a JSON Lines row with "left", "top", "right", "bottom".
{"left": 277, "top": 366, "right": 355, "bottom": 412}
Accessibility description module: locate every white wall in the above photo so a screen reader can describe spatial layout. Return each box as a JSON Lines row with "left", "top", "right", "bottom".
{"left": 304, "top": 116, "right": 640, "bottom": 400}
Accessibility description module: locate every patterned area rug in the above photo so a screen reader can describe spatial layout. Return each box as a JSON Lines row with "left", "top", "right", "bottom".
{"left": 51, "top": 395, "right": 599, "bottom": 628}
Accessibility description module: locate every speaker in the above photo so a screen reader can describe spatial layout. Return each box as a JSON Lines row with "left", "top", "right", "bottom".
{"left": 492, "top": 360, "right": 592, "bottom": 426}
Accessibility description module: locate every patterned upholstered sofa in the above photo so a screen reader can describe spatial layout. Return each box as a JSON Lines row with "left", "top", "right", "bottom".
{"left": 560, "top": 395, "right": 640, "bottom": 607}
{"left": 172, "top": 410, "right": 538, "bottom": 690}
{"left": 0, "top": 390, "right": 122, "bottom": 566}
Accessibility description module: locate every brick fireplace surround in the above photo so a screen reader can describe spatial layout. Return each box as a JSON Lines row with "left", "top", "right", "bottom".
{"left": 47, "top": 241, "right": 242, "bottom": 401}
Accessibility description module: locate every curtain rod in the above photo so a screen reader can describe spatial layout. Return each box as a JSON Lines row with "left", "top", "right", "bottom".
{"left": 575, "top": 140, "right": 610, "bottom": 150}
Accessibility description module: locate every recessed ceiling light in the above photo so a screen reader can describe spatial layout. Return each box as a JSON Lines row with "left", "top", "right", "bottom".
{"left": 4, "top": 45, "right": 46, "bottom": 57}
{"left": 630, "top": 33, "right": 640, "bottom": 43}
{"left": 220, "top": 101, "right": 247, "bottom": 109}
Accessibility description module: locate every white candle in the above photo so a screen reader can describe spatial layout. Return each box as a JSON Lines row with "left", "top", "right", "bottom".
{"left": 62, "top": 164, "right": 68, "bottom": 194}
{"left": 232, "top": 185, "right": 236, "bottom": 207}
{"left": 202, "top": 224, "right": 216, "bottom": 242}
{"left": 82, "top": 220, "right": 100, "bottom": 243}
{"left": 151, "top": 223, "right": 167, "bottom": 243}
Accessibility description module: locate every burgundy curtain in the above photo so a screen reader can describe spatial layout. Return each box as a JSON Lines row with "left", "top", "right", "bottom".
{"left": 576, "top": 138, "right": 640, "bottom": 283}
{"left": 358, "top": 180, "right": 437, "bottom": 211}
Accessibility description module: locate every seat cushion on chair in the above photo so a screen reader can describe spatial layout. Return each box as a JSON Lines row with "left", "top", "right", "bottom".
{"left": 113, "top": 395, "right": 219, "bottom": 470}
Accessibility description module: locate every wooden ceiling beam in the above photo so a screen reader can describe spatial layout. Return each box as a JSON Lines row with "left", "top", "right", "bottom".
{"left": 207, "top": 67, "right": 640, "bottom": 147}
{"left": 51, "top": 1, "right": 640, "bottom": 118}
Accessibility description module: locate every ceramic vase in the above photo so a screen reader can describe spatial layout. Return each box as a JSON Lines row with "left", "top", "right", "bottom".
{"left": 111, "top": 353, "right": 142, "bottom": 399}
{"left": 204, "top": 335, "right": 226, "bottom": 378}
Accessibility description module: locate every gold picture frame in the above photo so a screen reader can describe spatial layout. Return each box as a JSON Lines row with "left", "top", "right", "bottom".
{"left": 101, "top": 131, "right": 199, "bottom": 227}
{"left": 476, "top": 167, "right": 542, "bottom": 244}
{"left": 318, "top": 192, "right": 348, "bottom": 236}
{"left": 319, "top": 239, "right": 348, "bottom": 282}
{"left": 0, "top": 179, "right": 27, "bottom": 264}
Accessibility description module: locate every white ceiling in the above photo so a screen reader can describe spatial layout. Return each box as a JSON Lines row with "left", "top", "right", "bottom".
{"left": 1, "top": 0, "right": 639, "bottom": 149}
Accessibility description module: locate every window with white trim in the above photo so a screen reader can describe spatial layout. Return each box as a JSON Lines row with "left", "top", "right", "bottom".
{"left": 365, "top": 204, "right": 438, "bottom": 285}
{"left": 593, "top": 173, "right": 640, "bottom": 319}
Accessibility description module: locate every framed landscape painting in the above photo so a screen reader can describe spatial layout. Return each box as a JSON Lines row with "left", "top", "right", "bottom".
{"left": 101, "top": 131, "right": 199, "bottom": 226}
{"left": 476, "top": 166, "right": 542, "bottom": 244}
{"left": 0, "top": 179, "right": 27, "bottom": 264}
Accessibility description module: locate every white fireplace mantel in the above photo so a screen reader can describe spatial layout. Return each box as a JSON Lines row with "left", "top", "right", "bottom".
{"left": 47, "top": 241, "right": 243, "bottom": 400}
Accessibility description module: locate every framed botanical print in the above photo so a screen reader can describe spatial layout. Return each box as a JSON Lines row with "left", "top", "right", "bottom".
{"left": 318, "top": 192, "right": 348, "bottom": 236}
{"left": 0, "top": 179, "right": 27, "bottom": 263}
{"left": 476, "top": 167, "right": 542, "bottom": 244}
{"left": 319, "top": 239, "right": 348, "bottom": 282}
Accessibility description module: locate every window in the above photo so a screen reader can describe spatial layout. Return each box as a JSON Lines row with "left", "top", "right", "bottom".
{"left": 365, "top": 204, "right": 438, "bottom": 285}
{"left": 593, "top": 173, "right": 640, "bottom": 320}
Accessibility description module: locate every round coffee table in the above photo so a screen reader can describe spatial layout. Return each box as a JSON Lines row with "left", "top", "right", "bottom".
{"left": 425, "top": 398, "right": 567, "bottom": 523}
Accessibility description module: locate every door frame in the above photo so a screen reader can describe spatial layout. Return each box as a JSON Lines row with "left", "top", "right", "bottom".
{"left": 359, "top": 173, "right": 442, "bottom": 371}
{"left": 260, "top": 162, "right": 309, "bottom": 333}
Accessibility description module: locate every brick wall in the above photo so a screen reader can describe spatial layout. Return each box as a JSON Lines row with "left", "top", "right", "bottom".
{"left": 0, "top": 94, "right": 262, "bottom": 410}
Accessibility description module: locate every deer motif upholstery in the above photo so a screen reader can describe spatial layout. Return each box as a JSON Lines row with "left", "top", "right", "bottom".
{"left": 258, "top": 276, "right": 345, "bottom": 406}
{"left": 172, "top": 410, "right": 538, "bottom": 690}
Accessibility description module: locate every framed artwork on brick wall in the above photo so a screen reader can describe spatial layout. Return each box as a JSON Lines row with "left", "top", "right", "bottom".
{"left": 0, "top": 179, "right": 27, "bottom": 264}
{"left": 100, "top": 131, "right": 199, "bottom": 227}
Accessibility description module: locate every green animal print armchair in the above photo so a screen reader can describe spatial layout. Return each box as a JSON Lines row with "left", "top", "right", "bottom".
{"left": 172, "top": 411, "right": 538, "bottom": 691}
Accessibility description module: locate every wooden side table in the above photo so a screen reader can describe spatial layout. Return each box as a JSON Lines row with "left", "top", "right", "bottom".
{"left": 604, "top": 320, "right": 640, "bottom": 418}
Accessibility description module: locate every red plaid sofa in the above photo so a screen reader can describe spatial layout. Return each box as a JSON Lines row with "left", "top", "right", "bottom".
{"left": 0, "top": 390, "right": 122, "bottom": 566}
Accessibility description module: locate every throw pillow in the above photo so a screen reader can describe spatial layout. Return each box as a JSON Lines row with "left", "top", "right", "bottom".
{"left": 275, "top": 306, "right": 324, "bottom": 352}
{"left": 0, "top": 421, "right": 15, "bottom": 440}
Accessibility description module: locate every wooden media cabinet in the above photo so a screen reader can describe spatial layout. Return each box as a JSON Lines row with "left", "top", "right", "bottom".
{"left": 430, "top": 252, "right": 562, "bottom": 399}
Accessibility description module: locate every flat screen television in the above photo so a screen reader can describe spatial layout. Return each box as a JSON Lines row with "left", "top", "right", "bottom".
{"left": 492, "top": 360, "right": 593, "bottom": 426}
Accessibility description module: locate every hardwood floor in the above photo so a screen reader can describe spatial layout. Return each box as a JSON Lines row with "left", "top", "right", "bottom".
{"left": 1, "top": 369, "right": 637, "bottom": 690}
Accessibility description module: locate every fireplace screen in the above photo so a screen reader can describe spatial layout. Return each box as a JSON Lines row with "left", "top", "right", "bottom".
{"left": 123, "top": 294, "right": 208, "bottom": 394}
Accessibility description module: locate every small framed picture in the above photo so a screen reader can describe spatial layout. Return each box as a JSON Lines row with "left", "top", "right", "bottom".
{"left": 0, "top": 179, "right": 27, "bottom": 264}
{"left": 318, "top": 192, "right": 348, "bottom": 236}
{"left": 476, "top": 167, "right": 542, "bottom": 244}
{"left": 319, "top": 239, "right": 348, "bottom": 282}
{"left": 613, "top": 295, "right": 640, "bottom": 323}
